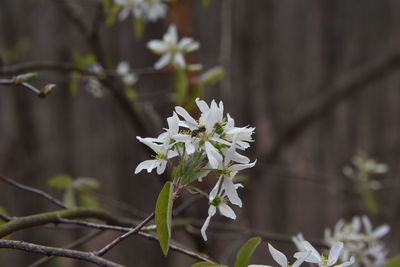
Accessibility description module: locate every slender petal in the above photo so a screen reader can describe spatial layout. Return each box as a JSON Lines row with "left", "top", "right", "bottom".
{"left": 222, "top": 178, "right": 242, "bottom": 207}
{"left": 135, "top": 160, "right": 157, "bottom": 174}
{"left": 218, "top": 203, "right": 236, "bottom": 219}
{"left": 205, "top": 141, "right": 223, "bottom": 169}
{"left": 154, "top": 53, "right": 172, "bottom": 69}
{"left": 268, "top": 243, "right": 288, "bottom": 267}
{"left": 328, "top": 242, "right": 343, "bottom": 266}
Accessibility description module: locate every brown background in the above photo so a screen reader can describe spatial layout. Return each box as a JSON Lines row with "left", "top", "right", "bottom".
{"left": 1, "top": 0, "right": 399, "bottom": 266}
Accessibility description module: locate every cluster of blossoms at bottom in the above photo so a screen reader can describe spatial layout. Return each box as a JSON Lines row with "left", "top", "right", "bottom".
{"left": 323, "top": 215, "right": 390, "bottom": 267}
{"left": 134, "top": 98, "right": 256, "bottom": 240}
{"left": 249, "top": 240, "right": 355, "bottom": 267}
{"left": 114, "top": 0, "right": 170, "bottom": 22}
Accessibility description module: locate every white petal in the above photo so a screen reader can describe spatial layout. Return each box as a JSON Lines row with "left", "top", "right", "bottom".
{"left": 147, "top": 40, "right": 168, "bottom": 54}
{"left": 167, "top": 112, "right": 180, "bottom": 134}
{"left": 175, "top": 106, "right": 198, "bottom": 127}
{"left": 222, "top": 178, "right": 242, "bottom": 207}
{"left": 134, "top": 160, "right": 157, "bottom": 174}
{"left": 201, "top": 207, "right": 215, "bottom": 241}
{"left": 335, "top": 256, "right": 355, "bottom": 267}
{"left": 118, "top": 8, "right": 131, "bottom": 21}
{"left": 328, "top": 242, "right": 343, "bottom": 266}
{"left": 156, "top": 160, "right": 167, "bottom": 175}
{"left": 230, "top": 160, "right": 257, "bottom": 172}
{"left": 173, "top": 52, "right": 186, "bottom": 69}
{"left": 209, "top": 178, "right": 222, "bottom": 200}
{"left": 136, "top": 136, "right": 162, "bottom": 153}
{"left": 292, "top": 250, "right": 309, "bottom": 267}
{"left": 218, "top": 203, "right": 236, "bottom": 219}
{"left": 195, "top": 98, "right": 209, "bottom": 113}
{"left": 205, "top": 141, "right": 223, "bottom": 169}
{"left": 374, "top": 225, "right": 390, "bottom": 238}
{"left": 178, "top": 37, "right": 194, "bottom": 50}
{"left": 154, "top": 53, "right": 172, "bottom": 69}
{"left": 268, "top": 244, "right": 288, "bottom": 267}
{"left": 117, "top": 61, "right": 130, "bottom": 74}
{"left": 361, "top": 216, "right": 372, "bottom": 234}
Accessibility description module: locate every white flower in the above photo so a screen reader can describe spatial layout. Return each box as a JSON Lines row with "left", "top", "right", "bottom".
{"left": 116, "top": 61, "right": 138, "bottom": 86}
{"left": 200, "top": 178, "right": 240, "bottom": 241}
{"left": 86, "top": 63, "right": 107, "bottom": 97}
{"left": 134, "top": 136, "right": 178, "bottom": 175}
{"left": 248, "top": 243, "right": 308, "bottom": 267}
{"left": 115, "top": 0, "right": 169, "bottom": 22}
{"left": 292, "top": 233, "right": 306, "bottom": 251}
{"left": 324, "top": 216, "right": 390, "bottom": 267}
{"left": 295, "top": 241, "right": 355, "bottom": 267}
{"left": 147, "top": 24, "right": 200, "bottom": 69}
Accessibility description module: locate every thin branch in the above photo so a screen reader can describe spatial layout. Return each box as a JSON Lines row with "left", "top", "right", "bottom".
{"left": 262, "top": 52, "right": 400, "bottom": 163}
{"left": 0, "top": 240, "right": 123, "bottom": 267}
{"left": 0, "top": 175, "right": 67, "bottom": 209}
{"left": 28, "top": 230, "right": 103, "bottom": 267}
{"left": 94, "top": 212, "right": 155, "bottom": 256}
{"left": 0, "top": 79, "right": 51, "bottom": 98}
{"left": 0, "top": 213, "right": 11, "bottom": 222}
{"left": 58, "top": 218, "right": 216, "bottom": 263}
{"left": 0, "top": 208, "right": 134, "bottom": 238}
{"left": 0, "top": 61, "right": 159, "bottom": 76}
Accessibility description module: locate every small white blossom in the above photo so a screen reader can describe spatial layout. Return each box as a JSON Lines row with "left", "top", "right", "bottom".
{"left": 295, "top": 241, "right": 355, "bottom": 267}
{"left": 116, "top": 61, "right": 138, "bottom": 86}
{"left": 134, "top": 137, "right": 178, "bottom": 175}
{"left": 115, "top": 0, "right": 169, "bottom": 22}
{"left": 200, "top": 178, "right": 240, "bottom": 241}
{"left": 324, "top": 216, "right": 390, "bottom": 267}
{"left": 248, "top": 243, "right": 308, "bottom": 267}
{"left": 86, "top": 63, "right": 107, "bottom": 97}
{"left": 147, "top": 24, "right": 200, "bottom": 69}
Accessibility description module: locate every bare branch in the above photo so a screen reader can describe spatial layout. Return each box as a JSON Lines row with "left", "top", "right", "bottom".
{"left": 58, "top": 218, "right": 216, "bottom": 263}
{"left": 0, "top": 175, "right": 67, "bottom": 209}
{"left": 94, "top": 212, "right": 155, "bottom": 256}
{"left": 0, "top": 240, "right": 123, "bottom": 267}
{"left": 0, "top": 208, "right": 134, "bottom": 238}
{"left": 28, "top": 230, "right": 103, "bottom": 267}
{"left": 0, "top": 79, "right": 52, "bottom": 98}
{"left": 262, "top": 52, "right": 400, "bottom": 163}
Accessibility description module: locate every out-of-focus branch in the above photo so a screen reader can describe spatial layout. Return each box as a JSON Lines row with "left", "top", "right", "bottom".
{"left": 58, "top": 218, "right": 216, "bottom": 263}
{"left": 0, "top": 78, "right": 53, "bottom": 98}
{"left": 0, "top": 240, "right": 123, "bottom": 267}
{"left": 0, "top": 175, "right": 67, "bottom": 209}
{"left": 28, "top": 230, "right": 103, "bottom": 267}
{"left": 262, "top": 52, "right": 400, "bottom": 163}
{"left": 0, "top": 208, "right": 134, "bottom": 238}
{"left": 94, "top": 212, "right": 155, "bottom": 256}
{"left": 55, "top": 1, "right": 150, "bottom": 136}
{"left": 0, "top": 61, "right": 158, "bottom": 76}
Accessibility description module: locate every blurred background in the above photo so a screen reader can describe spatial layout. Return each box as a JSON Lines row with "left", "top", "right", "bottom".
{"left": 1, "top": 0, "right": 400, "bottom": 266}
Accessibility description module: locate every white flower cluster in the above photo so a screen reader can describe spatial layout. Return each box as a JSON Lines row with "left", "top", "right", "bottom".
{"left": 115, "top": 0, "right": 170, "bottom": 22}
{"left": 343, "top": 152, "right": 387, "bottom": 191}
{"left": 324, "top": 216, "right": 390, "bottom": 267}
{"left": 134, "top": 98, "right": 256, "bottom": 241}
{"left": 249, "top": 241, "right": 354, "bottom": 267}
{"left": 116, "top": 61, "right": 138, "bottom": 87}
{"left": 86, "top": 63, "right": 107, "bottom": 98}
{"left": 147, "top": 24, "right": 200, "bottom": 70}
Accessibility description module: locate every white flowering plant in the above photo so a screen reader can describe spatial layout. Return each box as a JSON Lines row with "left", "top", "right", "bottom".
{"left": 135, "top": 98, "right": 256, "bottom": 253}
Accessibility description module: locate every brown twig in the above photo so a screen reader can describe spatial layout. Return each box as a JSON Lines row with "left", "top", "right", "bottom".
{"left": 262, "top": 52, "right": 400, "bottom": 163}
{"left": 57, "top": 218, "right": 216, "bottom": 263}
{"left": 0, "top": 175, "right": 67, "bottom": 209}
{"left": 0, "top": 79, "right": 51, "bottom": 98}
{"left": 0, "top": 240, "right": 123, "bottom": 267}
{"left": 28, "top": 230, "right": 104, "bottom": 267}
{"left": 94, "top": 212, "right": 155, "bottom": 256}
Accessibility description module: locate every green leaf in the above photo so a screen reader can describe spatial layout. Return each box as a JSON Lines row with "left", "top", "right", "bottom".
{"left": 63, "top": 186, "right": 76, "bottom": 208}
{"left": 191, "top": 263, "right": 227, "bottom": 267}
{"left": 155, "top": 181, "right": 174, "bottom": 256}
{"left": 175, "top": 68, "right": 188, "bottom": 105}
{"left": 69, "top": 73, "right": 81, "bottom": 95}
{"left": 234, "top": 237, "right": 262, "bottom": 267}
{"left": 202, "top": 0, "right": 212, "bottom": 7}
{"left": 105, "top": 4, "right": 122, "bottom": 25}
{"left": 48, "top": 174, "right": 73, "bottom": 190}
{"left": 72, "top": 51, "right": 97, "bottom": 69}
{"left": 180, "top": 152, "right": 207, "bottom": 185}
{"left": 386, "top": 254, "right": 400, "bottom": 267}
{"left": 362, "top": 189, "right": 378, "bottom": 216}
{"left": 12, "top": 72, "right": 37, "bottom": 84}
{"left": 134, "top": 17, "right": 146, "bottom": 40}
{"left": 77, "top": 191, "right": 99, "bottom": 208}
{"left": 0, "top": 206, "right": 10, "bottom": 240}
{"left": 199, "top": 66, "right": 225, "bottom": 86}
{"left": 73, "top": 177, "right": 101, "bottom": 190}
